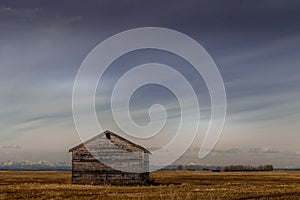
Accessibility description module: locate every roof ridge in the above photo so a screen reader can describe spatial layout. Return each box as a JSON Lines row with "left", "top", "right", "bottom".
{"left": 68, "top": 130, "right": 151, "bottom": 154}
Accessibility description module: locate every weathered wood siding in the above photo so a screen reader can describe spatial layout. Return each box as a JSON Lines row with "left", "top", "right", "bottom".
{"left": 71, "top": 132, "right": 149, "bottom": 185}
{"left": 72, "top": 171, "right": 149, "bottom": 185}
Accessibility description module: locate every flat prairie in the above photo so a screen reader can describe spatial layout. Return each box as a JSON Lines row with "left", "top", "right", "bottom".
{"left": 0, "top": 170, "right": 300, "bottom": 199}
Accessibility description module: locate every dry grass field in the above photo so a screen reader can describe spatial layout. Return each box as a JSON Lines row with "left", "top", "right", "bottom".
{"left": 0, "top": 170, "right": 300, "bottom": 200}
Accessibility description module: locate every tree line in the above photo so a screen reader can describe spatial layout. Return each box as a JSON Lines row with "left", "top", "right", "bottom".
{"left": 221, "top": 165, "right": 273, "bottom": 172}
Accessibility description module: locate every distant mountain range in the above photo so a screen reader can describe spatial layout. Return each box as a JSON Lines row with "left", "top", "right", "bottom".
{"left": 0, "top": 161, "right": 71, "bottom": 170}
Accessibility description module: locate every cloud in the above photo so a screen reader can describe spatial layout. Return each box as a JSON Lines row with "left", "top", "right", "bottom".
{"left": 223, "top": 34, "right": 300, "bottom": 125}
{"left": 2, "top": 144, "right": 22, "bottom": 150}
{"left": 0, "top": 6, "right": 40, "bottom": 22}
{"left": 0, "top": 6, "right": 40, "bottom": 15}
{"left": 211, "top": 148, "right": 241, "bottom": 154}
{"left": 249, "top": 148, "right": 279, "bottom": 154}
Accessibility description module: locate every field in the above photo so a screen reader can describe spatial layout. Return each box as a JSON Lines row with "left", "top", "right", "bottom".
{"left": 0, "top": 170, "right": 300, "bottom": 199}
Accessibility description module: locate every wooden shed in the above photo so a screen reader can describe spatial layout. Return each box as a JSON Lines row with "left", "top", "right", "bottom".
{"left": 69, "top": 130, "right": 150, "bottom": 185}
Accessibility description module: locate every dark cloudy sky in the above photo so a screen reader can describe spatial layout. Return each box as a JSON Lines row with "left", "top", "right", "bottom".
{"left": 0, "top": 0, "right": 300, "bottom": 167}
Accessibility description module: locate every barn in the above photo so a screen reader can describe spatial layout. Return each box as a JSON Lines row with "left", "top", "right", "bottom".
{"left": 69, "top": 130, "right": 150, "bottom": 185}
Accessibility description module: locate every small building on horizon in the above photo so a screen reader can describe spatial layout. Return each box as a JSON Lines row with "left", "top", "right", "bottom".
{"left": 69, "top": 130, "right": 150, "bottom": 185}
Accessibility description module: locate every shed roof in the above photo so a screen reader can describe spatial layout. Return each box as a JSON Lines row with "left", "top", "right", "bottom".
{"left": 69, "top": 130, "right": 151, "bottom": 154}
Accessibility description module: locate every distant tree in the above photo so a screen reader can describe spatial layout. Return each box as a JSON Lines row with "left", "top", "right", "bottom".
{"left": 177, "top": 165, "right": 183, "bottom": 170}
{"left": 186, "top": 165, "right": 196, "bottom": 171}
{"left": 212, "top": 166, "right": 221, "bottom": 172}
{"left": 223, "top": 165, "right": 273, "bottom": 172}
{"left": 265, "top": 165, "right": 273, "bottom": 171}
{"left": 216, "top": 166, "right": 221, "bottom": 171}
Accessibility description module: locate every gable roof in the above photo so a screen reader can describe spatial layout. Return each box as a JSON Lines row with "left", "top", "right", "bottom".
{"left": 69, "top": 130, "right": 151, "bottom": 154}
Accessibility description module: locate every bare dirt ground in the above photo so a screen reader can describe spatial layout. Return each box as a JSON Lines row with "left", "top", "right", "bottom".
{"left": 0, "top": 170, "right": 300, "bottom": 199}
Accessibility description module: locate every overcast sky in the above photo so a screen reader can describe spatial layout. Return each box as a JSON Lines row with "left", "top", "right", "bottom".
{"left": 0, "top": 0, "right": 300, "bottom": 168}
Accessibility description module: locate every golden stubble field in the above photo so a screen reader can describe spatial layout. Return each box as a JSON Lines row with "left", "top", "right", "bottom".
{"left": 0, "top": 170, "right": 300, "bottom": 200}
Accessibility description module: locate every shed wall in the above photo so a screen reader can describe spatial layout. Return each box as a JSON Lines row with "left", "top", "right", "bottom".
{"left": 71, "top": 133, "right": 149, "bottom": 184}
